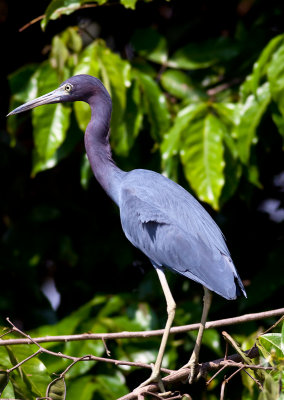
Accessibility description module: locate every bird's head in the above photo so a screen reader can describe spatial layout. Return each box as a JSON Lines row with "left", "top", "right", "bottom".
{"left": 7, "top": 75, "right": 110, "bottom": 116}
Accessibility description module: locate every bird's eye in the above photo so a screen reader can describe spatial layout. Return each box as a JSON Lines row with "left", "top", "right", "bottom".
{"left": 65, "top": 84, "right": 72, "bottom": 92}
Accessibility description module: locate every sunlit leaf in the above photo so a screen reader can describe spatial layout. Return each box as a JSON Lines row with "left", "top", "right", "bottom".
{"left": 161, "top": 103, "right": 207, "bottom": 180}
{"left": 120, "top": 0, "right": 137, "bottom": 9}
{"left": 42, "top": 0, "right": 82, "bottom": 31}
{"left": 28, "top": 62, "right": 71, "bottom": 175}
{"left": 180, "top": 112, "right": 226, "bottom": 209}
{"left": 6, "top": 345, "right": 50, "bottom": 398}
{"left": 251, "top": 34, "right": 284, "bottom": 94}
{"left": 258, "top": 333, "right": 283, "bottom": 361}
{"left": 236, "top": 82, "right": 271, "bottom": 164}
{"left": 268, "top": 42, "right": 284, "bottom": 116}
{"left": 73, "top": 41, "right": 101, "bottom": 131}
{"left": 136, "top": 71, "right": 170, "bottom": 141}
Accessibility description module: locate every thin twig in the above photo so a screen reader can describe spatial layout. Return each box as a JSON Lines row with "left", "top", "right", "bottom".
{"left": 261, "top": 315, "right": 284, "bottom": 335}
{"left": 102, "top": 337, "right": 111, "bottom": 356}
{"left": 225, "top": 366, "right": 244, "bottom": 382}
{"left": 222, "top": 331, "right": 253, "bottom": 365}
{"left": 243, "top": 369, "right": 263, "bottom": 390}
{"left": 1, "top": 308, "right": 283, "bottom": 346}
{"left": 220, "top": 379, "right": 226, "bottom": 400}
{"left": 206, "top": 364, "right": 227, "bottom": 385}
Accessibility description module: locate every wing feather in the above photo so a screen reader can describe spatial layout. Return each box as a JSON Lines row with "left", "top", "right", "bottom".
{"left": 119, "top": 170, "right": 246, "bottom": 300}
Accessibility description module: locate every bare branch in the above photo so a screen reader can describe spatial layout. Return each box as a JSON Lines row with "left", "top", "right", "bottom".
{"left": 1, "top": 308, "right": 283, "bottom": 346}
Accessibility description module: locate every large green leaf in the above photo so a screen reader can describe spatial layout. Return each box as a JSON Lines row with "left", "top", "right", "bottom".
{"left": 180, "top": 112, "right": 226, "bottom": 209}
{"left": 46, "top": 377, "right": 66, "bottom": 400}
{"left": 257, "top": 332, "right": 284, "bottom": 362}
{"left": 7, "top": 64, "right": 39, "bottom": 138}
{"left": 0, "top": 370, "right": 9, "bottom": 395}
{"left": 6, "top": 345, "right": 50, "bottom": 398}
{"left": 268, "top": 42, "right": 284, "bottom": 116}
{"left": 136, "top": 71, "right": 170, "bottom": 142}
{"left": 160, "top": 69, "right": 206, "bottom": 101}
{"left": 97, "top": 42, "right": 132, "bottom": 155}
{"left": 30, "top": 62, "right": 71, "bottom": 175}
{"left": 236, "top": 82, "right": 271, "bottom": 164}
{"left": 111, "top": 77, "right": 143, "bottom": 155}
{"left": 251, "top": 34, "right": 284, "bottom": 94}
{"left": 95, "top": 372, "right": 128, "bottom": 398}
{"left": 161, "top": 103, "right": 207, "bottom": 180}
{"left": 73, "top": 41, "right": 101, "bottom": 132}
{"left": 66, "top": 375, "right": 97, "bottom": 400}
{"left": 168, "top": 37, "right": 238, "bottom": 70}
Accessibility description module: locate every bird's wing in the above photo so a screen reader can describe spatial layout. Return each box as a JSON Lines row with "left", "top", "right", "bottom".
{"left": 119, "top": 184, "right": 243, "bottom": 300}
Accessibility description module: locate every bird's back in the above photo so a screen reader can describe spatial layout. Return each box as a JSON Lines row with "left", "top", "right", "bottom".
{"left": 119, "top": 169, "right": 246, "bottom": 300}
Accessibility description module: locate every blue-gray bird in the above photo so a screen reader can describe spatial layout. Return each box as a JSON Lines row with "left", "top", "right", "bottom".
{"left": 8, "top": 75, "right": 246, "bottom": 389}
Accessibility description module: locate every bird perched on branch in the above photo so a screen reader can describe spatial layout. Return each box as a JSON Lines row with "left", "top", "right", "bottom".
{"left": 8, "top": 74, "right": 246, "bottom": 390}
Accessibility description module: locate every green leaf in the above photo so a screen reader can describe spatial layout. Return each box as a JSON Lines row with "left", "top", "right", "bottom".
{"left": 1, "top": 380, "right": 15, "bottom": 398}
{"left": 236, "top": 82, "right": 271, "bottom": 164}
{"left": 64, "top": 323, "right": 105, "bottom": 378}
{"left": 258, "top": 373, "right": 280, "bottom": 400}
{"left": 160, "top": 69, "right": 206, "bottom": 101}
{"left": 66, "top": 375, "right": 97, "bottom": 400}
{"left": 73, "top": 41, "right": 101, "bottom": 132}
{"left": 80, "top": 154, "right": 93, "bottom": 189}
{"left": 180, "top": 112, "right": 226, "bottom": 209}
{"left": 168, "top": 38, "right": 238, "bottom": 70}
{"left": 95, "top": 372, "right": 128, "bottom": 398}
{"left": 251, "top": 34, "right": 284, "bottom": 94}
{"left": 268, "top": 42, "right": 284, "bottom": 116}
{"left": 0, "top": 370, "right": 9, "bottom": 395}
{"left": 281, "top": 322, "right": 284, "bottom": 354}
{"left": 257, "top": 333, "right": 284, "bottom": 365}
{"left": 111, "top": 78, "right": 143, "bottom": 155}
{"left": 131, "top": 28, "right": 168, "bottom": 64}
{"left": 6, "top": 345, "right": 50, "bottom": 398}
{"left": 161, "top": 103, "right": 207, "bottom": 180}
{"left": 46, "top": 377, "right": 66, "bottom": 400}
{"left": 136, "top": 71, "right": 170, "bottom": 142}
{"left": 28, "top": 62, "right": 71, "bottom": 175}
{"left": 42, "top": 0, "right": 82, "bottom": 30}
{"left": 272, "top": 112, "right": 284, "bottom": 144}
{"left": 120, "top": 0, "right": 137, "bottom": 9}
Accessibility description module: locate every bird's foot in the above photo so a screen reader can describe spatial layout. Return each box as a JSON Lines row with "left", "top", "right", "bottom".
{"left": 136, "top": 363, "right": 166, "bottom": 392}
{"left": 180, "top": 360, "right": 200, "bottom": 384}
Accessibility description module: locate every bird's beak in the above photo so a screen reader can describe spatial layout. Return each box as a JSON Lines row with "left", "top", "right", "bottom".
{"left": 7, "top": 86, "right": 69, "bottom": 116}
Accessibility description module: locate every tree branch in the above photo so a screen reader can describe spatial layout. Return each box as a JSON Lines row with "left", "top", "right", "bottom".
{"left": 1, "top": 308, "right": 283, "bottom": 346}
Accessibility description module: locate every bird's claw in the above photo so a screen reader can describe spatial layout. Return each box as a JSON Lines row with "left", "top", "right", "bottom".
{"left": 180, "top": 361, "right": 200, "bottom": 384}
{"left": 136, "top": 363, "right": 166, "bottom": 392}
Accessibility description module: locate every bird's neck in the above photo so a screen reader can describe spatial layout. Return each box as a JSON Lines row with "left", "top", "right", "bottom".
{"left": 84, "top": 95, "right": 124, "bottom": 205}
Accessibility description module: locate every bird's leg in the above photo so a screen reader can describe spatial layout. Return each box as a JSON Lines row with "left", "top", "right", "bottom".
{"left": 183, "top": 287, "right": 212, "bottom": 383}
{"left": 137, "top": 267, "right": 176, "bottom": 390}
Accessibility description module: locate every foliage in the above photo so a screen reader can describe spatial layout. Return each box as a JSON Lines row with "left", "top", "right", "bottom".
{"left": 2, "top": 0, "right": 284, "bottom": 399}
{"left": 7, "top": 22, "right": 284, "bottom": 209}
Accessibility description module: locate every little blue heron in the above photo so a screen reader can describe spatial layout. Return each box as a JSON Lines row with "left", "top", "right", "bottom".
{"left": 8, "top": 75, "right": 246, "bottom": 389}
